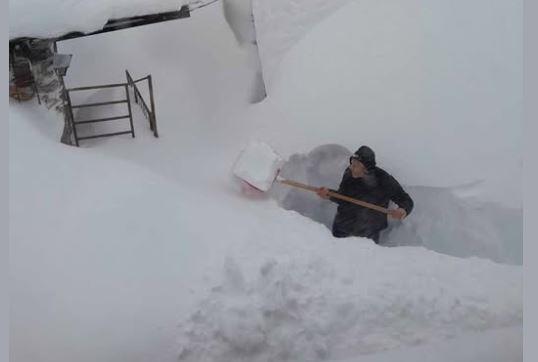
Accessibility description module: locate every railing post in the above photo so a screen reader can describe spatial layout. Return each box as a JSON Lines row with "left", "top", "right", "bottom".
{"left": 124, "top": 83, "right": 135, "bottom": 138}
{"left": 126, "top": 70, "right": 138, "bottom": 104}
{"left": 64, "top": 88, "right": 79, "bottom": 146}
{"left": 147, "top": 75, "right": 158, "bottom": 137}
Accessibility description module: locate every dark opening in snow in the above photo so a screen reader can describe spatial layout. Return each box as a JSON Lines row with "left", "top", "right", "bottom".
{"left": 268, "top": 144, "right": 522, "bottom": 265}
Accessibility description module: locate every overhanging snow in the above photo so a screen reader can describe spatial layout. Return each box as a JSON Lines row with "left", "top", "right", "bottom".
{"left": 9, "top": 0, "right": 189, "bottom": 39}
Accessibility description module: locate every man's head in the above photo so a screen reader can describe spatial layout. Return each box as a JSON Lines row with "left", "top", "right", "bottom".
{"left": 349, "top": 145, "right": 376, "bottom": 178}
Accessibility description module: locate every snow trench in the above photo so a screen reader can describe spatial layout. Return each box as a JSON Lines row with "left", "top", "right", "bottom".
{"left": 177, "top": 145, "right": 522, "bottom": 362}
{"left": 268, "top": 144, "right": 522, "bottom": 266}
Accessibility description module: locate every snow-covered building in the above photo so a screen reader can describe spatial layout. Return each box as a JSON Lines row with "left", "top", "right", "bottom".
{"left": 9, "top": 1, "right": 194, "bottom": 145}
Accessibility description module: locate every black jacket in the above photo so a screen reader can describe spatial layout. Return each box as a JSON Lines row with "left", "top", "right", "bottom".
{"left": 330, "top": 167, "right": 413, "bottom": 242}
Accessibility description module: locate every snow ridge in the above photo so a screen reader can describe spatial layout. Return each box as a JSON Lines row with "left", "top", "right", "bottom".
{"left": 178, "top": 249, "right": 521, "bottom": 361}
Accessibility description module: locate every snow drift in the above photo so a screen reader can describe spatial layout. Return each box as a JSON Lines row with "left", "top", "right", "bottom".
{"left": 251, "top": 0, "right": 522, "bottom": 209}
{"left": 252, "top": 0, "right": 353, "bottom": 89}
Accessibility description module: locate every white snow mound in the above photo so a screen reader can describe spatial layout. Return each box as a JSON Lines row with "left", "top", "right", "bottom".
{"left": 178, "top": 244, "right": 521, "bottom": 361}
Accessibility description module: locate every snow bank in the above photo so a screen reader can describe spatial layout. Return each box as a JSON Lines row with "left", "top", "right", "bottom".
{"left": 249, "top": 0, "right": 522, "bottom": 208}
{"left": 9, "top": 0, "right": 188, "bottom": 39}
{"left": 9, "top": 104, "right": 249, "bottom": 362}
{"left": 178, "top": 240, "right": 521, "bottom": 361}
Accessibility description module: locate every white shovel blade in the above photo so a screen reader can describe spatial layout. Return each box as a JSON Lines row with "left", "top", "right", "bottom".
{"left": 232, "top": 141, "right": 284, "bottom": 192}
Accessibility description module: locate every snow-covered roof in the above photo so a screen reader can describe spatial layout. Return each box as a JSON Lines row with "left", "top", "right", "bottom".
{"left": 9, "top": 0, "right": 189, "bottom": 40}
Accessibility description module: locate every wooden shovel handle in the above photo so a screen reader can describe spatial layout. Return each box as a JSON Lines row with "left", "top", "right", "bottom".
{"left": 278, "top": 179, "right": 389, "bottom": 215}
{"left": 326, "top": 191, "right": 389, "bottom": 214}
{"left": 278, "top": 179, "right": 319, "bottom": 192}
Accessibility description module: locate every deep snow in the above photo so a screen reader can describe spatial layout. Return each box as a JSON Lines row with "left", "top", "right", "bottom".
{"left": 9, "top": 0, "right": 523, "bottom": 361}
{"left": 9, "top": 104, "right": 522, "bottom": 362}
{"left": 251, "top": 0, "right": 523, "bottom": 209}
{"left": 271, "top": 144, "right": 522, "bottom": 264}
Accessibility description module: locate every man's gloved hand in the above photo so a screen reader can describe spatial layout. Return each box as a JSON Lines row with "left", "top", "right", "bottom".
{"left": 388, "top": 208, "right": 407, "bottom": 220}
{"left": 317, "top": 187, "right": 330, "bottom": 199}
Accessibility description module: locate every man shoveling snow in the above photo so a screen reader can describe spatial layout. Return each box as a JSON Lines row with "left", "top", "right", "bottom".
{"left": 233, "top": 142, "right": 413, "bottom": 244}
{"left": 317, "top": 146, "right": 414, "bottom": 243}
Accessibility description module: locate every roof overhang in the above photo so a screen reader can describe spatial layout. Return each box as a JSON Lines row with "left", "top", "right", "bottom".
{"left": 10, "top": 5, "right": 190, "bottom": 44}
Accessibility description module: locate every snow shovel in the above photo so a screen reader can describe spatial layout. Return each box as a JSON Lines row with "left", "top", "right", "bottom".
{"left": 232, "top": 141, "right": 390, "bottom": 215}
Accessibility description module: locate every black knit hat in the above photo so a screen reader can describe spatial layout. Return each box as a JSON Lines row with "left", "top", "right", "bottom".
{"left": 350, "top": 145, "right": 376, "bottom": 171}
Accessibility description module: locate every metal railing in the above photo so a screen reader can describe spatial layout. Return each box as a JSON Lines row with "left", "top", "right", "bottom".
{"left": 65, "top": 82, "right": 135, "bottom": 146}
{"left": 64, "top": 70, "right": 157, "bottom": 146}
{"left": 126, "top": 70, "right": 158, "bottom": 137}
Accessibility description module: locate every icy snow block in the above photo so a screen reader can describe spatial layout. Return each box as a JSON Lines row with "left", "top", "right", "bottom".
{"left": 232, "top": 141, "right": 284, "bottom": 192}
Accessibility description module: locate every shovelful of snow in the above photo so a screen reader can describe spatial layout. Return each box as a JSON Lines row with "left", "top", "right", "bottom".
{"left": 232, "top": 141, "right": 284, "bottom": 192}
